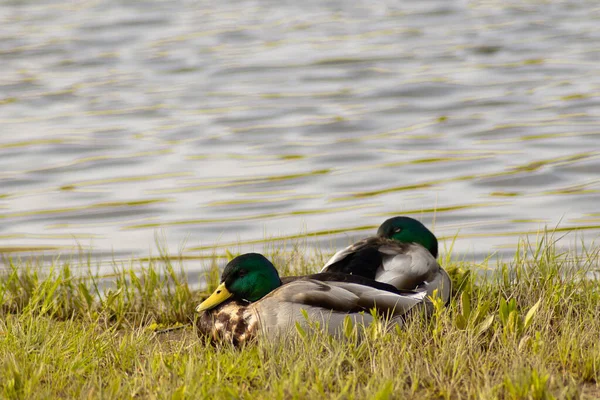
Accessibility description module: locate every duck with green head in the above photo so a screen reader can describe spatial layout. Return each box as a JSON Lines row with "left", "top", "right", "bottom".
{"left": 196, "top": 253, "right": 427, "bottom": 345}
{"left": 320, "top": 216, "right": 451, "bottom": 304}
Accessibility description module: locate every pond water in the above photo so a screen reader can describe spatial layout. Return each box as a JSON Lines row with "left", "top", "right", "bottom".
{"left": 1, "top": 0, "right": 599, "bottom": 275}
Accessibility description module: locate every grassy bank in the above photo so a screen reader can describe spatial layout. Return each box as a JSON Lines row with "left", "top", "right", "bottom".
{"left": 0, "top": 235, "right": 599, "bottom": 399}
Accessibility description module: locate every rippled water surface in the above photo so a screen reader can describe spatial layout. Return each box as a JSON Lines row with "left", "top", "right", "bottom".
{"left": 1, "top": 0, "right": 599, "bottom": 272}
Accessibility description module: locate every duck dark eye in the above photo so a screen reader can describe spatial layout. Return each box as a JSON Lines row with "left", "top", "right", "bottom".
{"left": 394, "top": 228, "right": 402, "bottom": 233}
{"left": 238, "top": 270, "right": 247, "bottom": 278}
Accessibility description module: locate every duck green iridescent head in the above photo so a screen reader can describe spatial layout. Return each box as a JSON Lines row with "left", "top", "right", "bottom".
{"left": 196, "top": 253, "right": 282, "bottom": 312}
{"left": 377, "top": 216, "right": 438, "bottom": 258}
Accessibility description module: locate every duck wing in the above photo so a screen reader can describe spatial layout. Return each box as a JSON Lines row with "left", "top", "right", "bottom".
{"left": 252, "top": 279, "right": 427, "bottom": 338}
{"left": 321, "top": 237, "right": 419, "bottom": 283}
{"left": 320, "top": 237, "right": 398, "bottom": 279}
{"left": 281, "top": 272, "right": 421, "bottom": 295}
{"left": 284, "top": 279, "right": 426, "bottom": 314}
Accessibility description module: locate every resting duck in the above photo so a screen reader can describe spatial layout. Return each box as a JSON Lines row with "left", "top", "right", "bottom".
{"left": 320, "top": 216, "right": 451, "bottom": 304}
{"left": 195, "top": 253, "right": 428, "bottom": 345}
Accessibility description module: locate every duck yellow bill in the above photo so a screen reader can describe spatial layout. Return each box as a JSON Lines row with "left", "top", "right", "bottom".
{"left": 196, "top": 283, "right": 233, "bottom": 312}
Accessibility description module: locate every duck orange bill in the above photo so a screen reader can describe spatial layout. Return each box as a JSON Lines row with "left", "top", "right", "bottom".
{"left": 196, "top": 283, "right": 233, "bottom": 312}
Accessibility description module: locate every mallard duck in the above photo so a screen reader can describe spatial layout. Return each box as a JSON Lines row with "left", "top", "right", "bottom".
{"left": 320, "top": 216, "right": 451, "bottom": 304}
{"left": 195, "top": 253, "right": 428, "bottom": 345}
